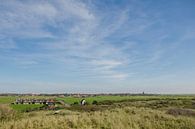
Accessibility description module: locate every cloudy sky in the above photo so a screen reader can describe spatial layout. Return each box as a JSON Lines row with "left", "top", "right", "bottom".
{"left": 0, "top": 0, "right": 195, "bottom": 93}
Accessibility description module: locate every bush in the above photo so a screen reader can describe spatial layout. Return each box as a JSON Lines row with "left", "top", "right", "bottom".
{"left": 92, "top": 100, "right": 98, "bottom": 105}
{"left": 73, "top": 102, "right": 79, "bottom": 105}
{"left": 85, "top": 102, "right": 89, "bottom": 105}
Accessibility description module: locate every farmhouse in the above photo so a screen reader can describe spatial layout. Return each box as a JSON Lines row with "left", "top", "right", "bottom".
{"left": 14, "top": 98, "right": 55, "bottom": 105}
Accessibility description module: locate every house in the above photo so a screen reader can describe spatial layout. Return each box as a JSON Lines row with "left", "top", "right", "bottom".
{"left": 14, "top": 98, "right": 55, "bottom": 105}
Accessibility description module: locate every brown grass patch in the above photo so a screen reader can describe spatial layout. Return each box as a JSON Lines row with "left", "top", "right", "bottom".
{"left": 166, "top": 108, "right": 195, "bottom": 117}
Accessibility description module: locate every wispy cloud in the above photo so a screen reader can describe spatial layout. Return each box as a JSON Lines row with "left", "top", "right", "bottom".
{"left": 0, "top": 0, "right": 163, "bottom": 80}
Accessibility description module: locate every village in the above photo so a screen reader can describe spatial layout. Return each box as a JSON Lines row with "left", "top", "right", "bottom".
{"left": 14, "top": 98, "right": 56, "bottom": 105}
{"left": 12, "top": 98, "right": 87, "bottom": 107}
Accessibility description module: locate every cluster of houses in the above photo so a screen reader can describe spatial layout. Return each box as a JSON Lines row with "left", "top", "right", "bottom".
{"left": 14, "top": 98, "right": 55, "bottom": 105}
{"left": 13, "top": 98, "right": 86, "bottom": 106}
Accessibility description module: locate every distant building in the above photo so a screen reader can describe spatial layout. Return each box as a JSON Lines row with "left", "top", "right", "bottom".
{"left": 14, "top": 98, "right": 55, "bottom": 105}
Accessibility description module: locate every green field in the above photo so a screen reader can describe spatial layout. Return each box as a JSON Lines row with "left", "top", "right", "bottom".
{"left": 1, "top": 95, "right": 194, "bottom": 105}
{"left": 56, "top": 95, "right": 195, "bottom": 104}
{"left": 0, "top": 96, "right": 18, "bottom": 104}
{"left": 1, "top": 95, "right": 195, "bottom": 111}
{"left": 10, "top": 104, "right": 44, "bottom": 112}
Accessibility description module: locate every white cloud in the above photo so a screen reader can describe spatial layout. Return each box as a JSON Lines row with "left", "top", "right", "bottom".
{"left": 91, "top": 60, "right": 122, "bottom": 68}
{"left": 101, "top": 73, "right": 128, "bottom": 80}
{"left": 54, "top": 0, "right": 95, "bottom": 20}
{"left": 0, "top": 0, "right": 161, "bottom": 81}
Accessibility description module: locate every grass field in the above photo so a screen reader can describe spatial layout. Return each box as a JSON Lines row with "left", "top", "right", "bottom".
{"left": 1, "top": 95, "right": 194, "bottom": 105}
{"left": 0, "top": 96, "right": 18, "bottom": 104}
{"left": 56, "top": 95, "right": 195, "bottom": 104}
{"left": 10, "top": 104, "right": 44, "bottom": 112}
{"left": 0, "top": 95, "right": 195, "bottom": 129}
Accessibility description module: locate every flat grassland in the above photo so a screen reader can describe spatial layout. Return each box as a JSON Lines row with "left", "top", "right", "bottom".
{"left": 0, "top": 95, "right": 195, "bottom": 129}
{"left": 10, "top": 104, "right": 44, "bottom": 112}
{"left": 0, "top": 96, "right": 17, "bottom": 104}
{"left": 56, "top": 95, "right": 194, "bottom": 104}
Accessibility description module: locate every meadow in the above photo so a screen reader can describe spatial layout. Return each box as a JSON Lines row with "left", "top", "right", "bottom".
{"left": 0, "top": 95, "right": 195, "bottom": 129}
{"left": 0, "top": 96, "right": 17, "bottom": 104}
{"left": 10, "top": 104, "right": 44, "bottom": 112}
{"left": 57, "top": 95, "right": 195, "bottom": 104}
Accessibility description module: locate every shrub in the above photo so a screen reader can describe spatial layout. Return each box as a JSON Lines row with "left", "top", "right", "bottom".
{"left": 92, "top": 100, "right": 98, "bottom": 105}
{"left": 73, "top": 102, "right": 79, "bottom": 105}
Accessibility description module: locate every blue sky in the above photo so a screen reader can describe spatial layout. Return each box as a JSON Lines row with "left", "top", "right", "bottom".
{"left": 0, "top": 0, "right": 195, "bottom": 93}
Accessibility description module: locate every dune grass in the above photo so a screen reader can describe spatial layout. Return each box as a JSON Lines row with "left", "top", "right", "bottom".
{"left": 0, "top": 107, "right": 195, "bottom": 129}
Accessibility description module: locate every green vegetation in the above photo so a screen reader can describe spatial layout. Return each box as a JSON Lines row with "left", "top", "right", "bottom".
{"left": 1, "top": 94, "right": 194, "bottom": 105}
{"left": 10, "top": 104, "right": 45, "bottom": 112}
{"left": 56, "top": 95, "right": 195, "bottom": 104}
{"left": 0, "top": 95, "right": 195, "bottom": 129}
{"left": 0, "top": 96, "right": 18, "bottom": 104}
